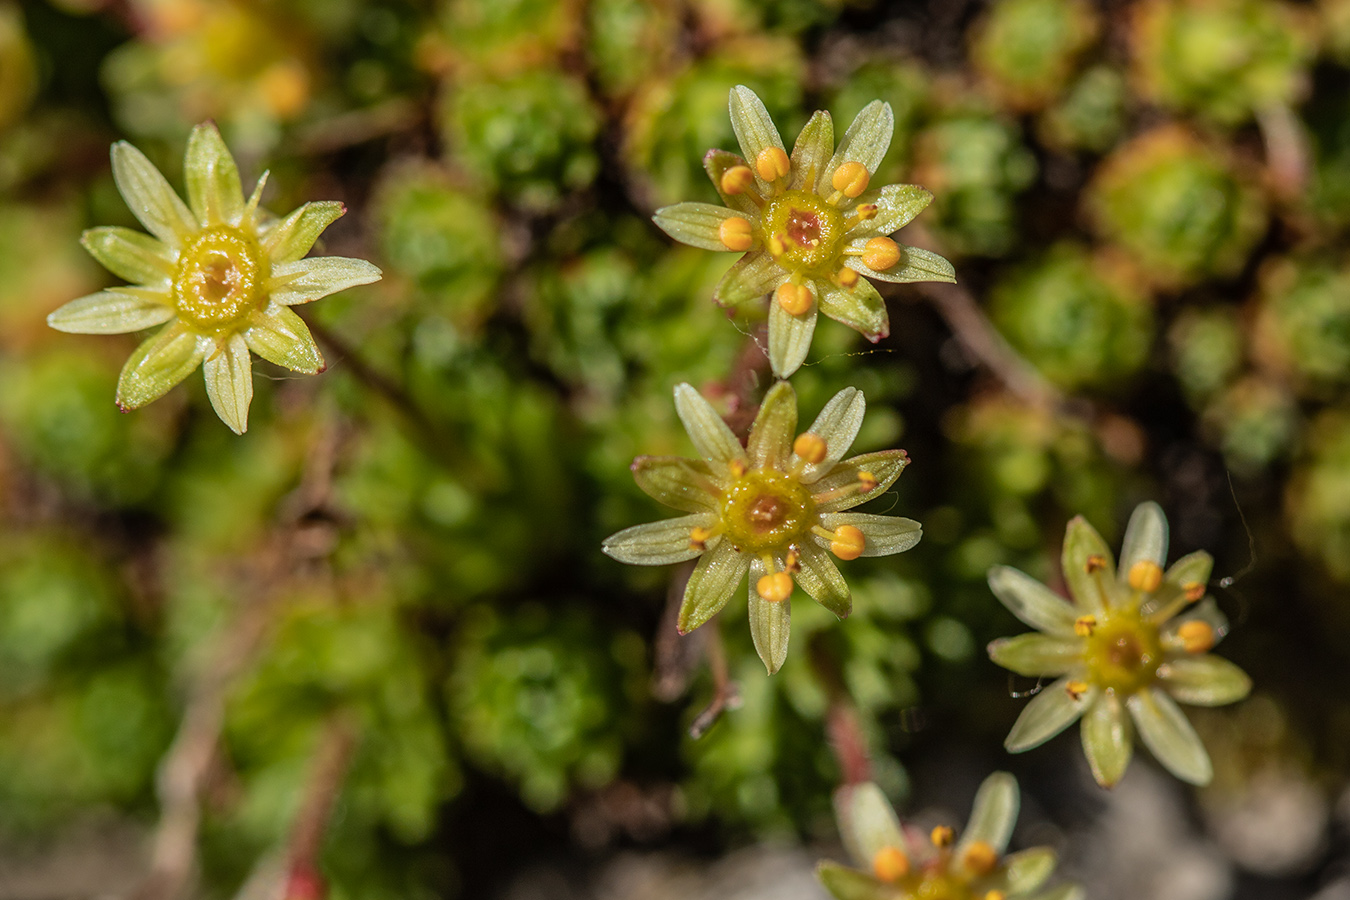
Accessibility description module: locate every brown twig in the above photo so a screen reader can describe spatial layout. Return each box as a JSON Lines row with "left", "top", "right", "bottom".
{"left": 809, "top": 633, "right": 872, "bottom": 786}
{"left": 688, "top": 619, "right": 741, "bottom": 739}
{"left": 283, "top": 717, "right": 359, "bottom": 900}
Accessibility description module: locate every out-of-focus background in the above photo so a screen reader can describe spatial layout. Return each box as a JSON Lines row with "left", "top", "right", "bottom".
{"left": 1, "top": 0, "right": 1349, "bottom": 898}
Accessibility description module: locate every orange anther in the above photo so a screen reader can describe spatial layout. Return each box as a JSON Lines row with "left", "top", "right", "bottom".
{"left": 757, "top": 571, "right": 793, "bottom": 603}
{"left": 836, "top": 267, "right": 859, "bottom": 288}
{"left": 1085, "top": 554, "right": 1108, "bottom": 574}
{"left": 793, "top": 432, "right": 828, "bottom": 464}
{"left": 776, "top": 282, "right": 814, "bottom": 316}
{"left": 1184, "top": 582, "right": 1206, "bottom": 603}
{"left": 857, "top": 470, "right": 879, "bottom": 493}
{"left": 689, "top": 526, "right": 715, "bottom": 550}
{"left": 729, "top": 459, "right": 748, "bottom": 478}
{"left": 930, "top": 825, "right": 955, "bottom": 848}
{"left": 830, "top": 525, "right": 866, "bottom": 561}
{"left": 862, "top": 236, "right": 901, "bottom": 271}
{"left": 1074, "top": 615, "right": 1097, "bottom": 637}
{"left": 1066, "top": 680, "right": 1089, "bottom": 700}
{"left": 720, "top": 165, "right": 756, "bottom": 196}
{"left": 853, "top": 203, "right": 878, "bottom": 221}
{"left": 1177, "top": 620, "right": 1215, "bottom": 653}
{"left": 872, "top": 846, "right": 910, "bottom": 882}
{"left": 755, "top": 146, "right": 791, "bottom": 182}
{"left": 719, "top": 217, "right": 753, "bottom": 251}
{"left": 1128, "top": 560, "right": 1163, "bottom": 593}
{"left": 962, "top": 840, "right": 999, "bottom": 876}
{"left": 832, "top": 161, "right": 871, "bottom": 198}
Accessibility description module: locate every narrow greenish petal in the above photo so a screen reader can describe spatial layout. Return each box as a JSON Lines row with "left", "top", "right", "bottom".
{"left": 1002, "top": 847, "right": 1057, "bottom": 895}
{"left": 714, "top": 252, "right": 788, "bottom": 307}
{"left": 677, "top": 540, "right": 749, "bottom": 633}
{"left": 811, "top": 450, "right": 909, "bottom": 512}
{"left": 1128, "top": 687, "right": 1213, "bottom": 785}
{"left": 81, "top": 226, "right": 175, "bottom": 285}
{"left": 957, "top": 772, "right": 1018, "bottom": 858}
{"left": 110, "top": 140, "right": 197, "bottom": 246}
{"left": 270, "top": 257, "right": 383, "bottom": 305}
{"left": 1165, "top": 550, "right": 1213, "bottom": 593}
{"left": 47, "top": 289, "right": 173, "bottom": 334}
{"left": 821, "top": 101, "right": 894, "bottom": 193}
{"left": 1082, "top": 692, "right": 1133, "bottom": 787}
{"left": 241, "top": 170, "right": 269, "bottom": 227}
{"left": 243, "top": 306, "right": 324, "bottom": 374}
{"left": 702, "top": 149, "right": 758, "bottom": 217}
{"left": 767, "top": 289, "right": 818, "bottom": 378}
{"left": 815, "top": 862, "right": 884, "bottom": 900}
{"left": 834, "top": 781, "right": 905, "bottom": 868}
{"left": 847, "top": 184, "right": 934, "bottom": 238}
{"left": 987, "top": 566, "right": 1078, "bottom": 636}
{"left": 1028, "top": 884, "right": 1085, "bottom": 900}
{"left": 674, "top": 382, "right": 746, "bottom": 466}
{"left": 747, "top": 380, "right": 797, "bottom": 468}
{"left": 795, "top": 541, "right": 850, "bottom": 619}
{"left": 652, "top": 202, "right": 746, "bottom": 252}
{"left": 748, "top": 557, "right": 791, "bottom": 675}
{"left": 1159, "top": 656, "right": 1251, "bottom": 707}
{"left": 630, "top": 456, "right": 721, "bottom": 513}
{"left": 1005, "top": 676, "right": 1093, "bottom": 752}
{"left": 602, "top": 514, "right": 712, "bottom": 566}
{"left": 728, "top": 85, "right": 786, "bottom": 191}
{"left": 184, "top": 122, "right": 244, "bottom": 227}
{"left": 1119, "top": 501, "right": 1169, "bottom": 584}
{"left": 1164, "top": 597, "right": 1230, "bottom": 645}
{"left": 818, "top": 277, "right": 889, "bottom": 341}
{"left": 116, "top": 322, "right": 206, "bottom": 410}
{"left": 844, "top": 243, "right": 956, "bottom": 284}
{"left": 821, "top": 513, "right": 921, "bottom": 557}
{"left": 790, "top": 110, "right": 833, "bottom": 192}
{"left": 796, "top": 387, "right": 865, "bottom": 483}
{"left": 262, "top": 200, "right": 346, "bottom": 263}
{"left": 1062, "top": 515, "right": 1115, "bottom": 613}
{"left": 988, "top": 634, "right": 1083, "bottom": 677}
{"left": 203, "top": 333, "right": 254, "bottom": 435}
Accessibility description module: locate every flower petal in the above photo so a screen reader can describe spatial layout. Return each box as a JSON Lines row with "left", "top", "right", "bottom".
{"left": 652, "top": 201, "right": 747, "bottom": 252}
{"left": 811, "top": 450, "right": 909, "bottom": 512}
{"left": 843, "top": 242, "right": 955, "bottom": 284}
{"left": 1165, "top": 550, "right": 1213, "bottom": 592}
{"left": 602, "top": 514, "right": 712, "bottom": 565}
{"left": 767, "top": 288, "right": 818, "bottom": 378}
{"left": 728, "top": 85, "right": 786, "bottom": 192}
{"left": 184, "top": 122, "right": 244, "bottom": 227}
{"left": 957, "top": 771, "right": 1018, "bottom": 858}
{"left": 790, "top": 109, "right": 833, "bottom": 192}
{"left": 243, "top": 306, "right": 324, "bottom": 374}
{"left": 815, "top": 862, "right": 883, "bottom": 900}
{"left": 1158, "top": 656, "right": 1251, "bottom": 707}
{"left": 262, "top": 201, "right": 346, "bottom": 263}
{"left": 1061, "top": 515, "right": 1115, "bottom": 613}
{"left": 1082, "top": 692, "right": 1133, "bottom": 787}
{"left": 702, "top": 149, "right": 759, "bottom": 217}
{"left": 747, "top": 380, "right": 796, "bottom": 469}
{"left": 986, "top": 566, "right": 1078, "bottom": 636}
{"left": 795, "top": 387, "right": 865, "bottom": 483}
{"left": 834, "top": 781, "right": 906, "bottom": 867}
{"left": 1005, "top": 676, "right": 1093, "bottom": 752}
{"left": 630, "top": 456, "right": 721, "bottom": 513}
{"left": 1118, "top": 501, "right": 1169, "bottom": 585}
{"left": 1027, "top": 884, "right": 1086, "bottom": 900}
{"left": 748, "top": 557, "right": 791, "bottom": 674}
{"left": 988, "top": 633, "right": 1083, "bottom": 677}
{"left": 820, "top": 512, "right": 921, "bottom": 557}
{"left": 818, "top": 277, "right": 889, "bottom": 341}
{"left": 203, "top": 333, "right": 254, "bottom": 434}
{"left": 47, "top": 289, "right": 174, "bottom": 334}
{"left": 1002, "top": 847, "right": 1057, "bottom": 895}
{"left": 110, "top": 140, "right": 197, "bottom": 246}
{"left": 116, "top": 322, "right": 206, "bottom": 410}
{"left": 81, "top": 226, "right": 175, "bottom": 285}
{"left": 1128, "top": 687, "right": 1213, "bottom": 785}
{"left": 678, "top": 540, "right": 749, "bottom": 633}
{"left": 714, "top": 252, "right": 788, "bottom": 307}
{"left": 847, "top": 184, "right": 934, "bottom": 238}
{"left": 270, "top": 257, "right": 383, "bottom": 305}
{"left": 674, "top": 382, "right": 746, "bottom": 466}
{"left": 795, "top": 541, "right": 850, "bottom": 619}
{"left": 821, "top": 101, "right": 894, "bottom": 194}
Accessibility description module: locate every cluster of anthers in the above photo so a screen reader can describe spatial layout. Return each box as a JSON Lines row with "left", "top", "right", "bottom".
{"left": 653, "top": 86, "right": 954, "bottom": 377}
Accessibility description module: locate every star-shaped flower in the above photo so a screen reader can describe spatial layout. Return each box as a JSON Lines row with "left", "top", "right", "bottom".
{"left": 819, "top": 773, "right": 1082, "bottom": 900}
{"left": 987, "top": 502, "right": 1252, "bottom": 787}
{"left": 651, "top": 86, "right": 955, "bottom": 378}
{"left": 47, "top": 123, "right": 382, "bottom": 434}
{"left": 602, "top": 380, "right": 921, "bottom": 674}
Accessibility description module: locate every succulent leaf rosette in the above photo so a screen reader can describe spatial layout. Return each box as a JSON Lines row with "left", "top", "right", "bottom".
{"left": 988, "top": 502, "right": 1251, "bottom": 787}
{"left": 651, "top": 86, "right": 955, "bottom": 378}
{"left": 819, "top": 774, "right": 1082, "bottom": 900}
{"left": 47, "top": 123, "right": 382, "bottom": 434}
{"left": 602, "top": 381, "right": 921, "bottom": 674}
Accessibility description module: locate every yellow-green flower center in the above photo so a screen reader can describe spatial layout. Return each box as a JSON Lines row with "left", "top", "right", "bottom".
{"left": 719, "top": 467, "right": 814, "bottom": 552}
{"left": 1085, "top": 611, "right": 1162, "bottom": 695}
{"left": 763, "top": 189, "right": 846, "bottom": 273}
{"left": 173, "top": 226, "right": 266, "bottom": 330}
